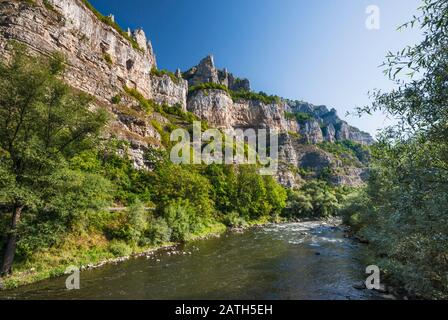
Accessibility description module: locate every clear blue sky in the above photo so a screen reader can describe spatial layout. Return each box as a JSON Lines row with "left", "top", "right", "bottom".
{"left": 90, "top": 0, "right": 423, "bottom": 136}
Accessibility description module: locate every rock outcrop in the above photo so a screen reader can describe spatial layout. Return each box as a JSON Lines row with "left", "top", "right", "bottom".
{"left": 184, "top": 55, "right": 251, "bottom": 92}
{"left": 0, "top": 0, "right": 188, "bottom": 105}
{"left": 0, "top": 0, "right": 374, "bottom": 187}
{"left": 287, "top": 101, "right": 374, "bottom": 146}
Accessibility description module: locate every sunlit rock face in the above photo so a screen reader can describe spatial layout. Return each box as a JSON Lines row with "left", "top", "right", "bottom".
{"left": 0, "top": 0, "right": 187, "bottom": 107}
{"left": 0, "top": 1, "right": 373, "bottom": 187}
{"left": 183, "top": 55, "right": 251, "bottom": 92}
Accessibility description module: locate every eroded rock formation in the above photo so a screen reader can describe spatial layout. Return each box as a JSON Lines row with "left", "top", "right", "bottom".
{"left": 0, "top": 0, "right": 374, "bottom": 187}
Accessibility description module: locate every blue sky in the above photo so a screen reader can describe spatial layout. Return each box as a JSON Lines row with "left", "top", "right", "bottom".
{"left": 90, "top": 0, "right": 423, "bottom": 136}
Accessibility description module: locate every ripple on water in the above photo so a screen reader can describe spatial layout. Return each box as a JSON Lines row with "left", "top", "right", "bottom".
{"left": 0, "top": 221, "right": 384, "bottom": 300}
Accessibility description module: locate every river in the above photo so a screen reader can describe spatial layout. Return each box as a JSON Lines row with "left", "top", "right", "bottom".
{"left": 0, "top": 222, "right": 386, "bottom": 300}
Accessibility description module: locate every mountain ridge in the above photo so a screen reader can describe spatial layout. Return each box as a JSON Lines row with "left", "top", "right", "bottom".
{"left": 0, "top": 0, "right": 373, "bottom": 187}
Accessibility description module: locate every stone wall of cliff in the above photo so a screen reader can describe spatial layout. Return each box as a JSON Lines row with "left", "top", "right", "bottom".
{"left": 0, "top": 0, "right": 187, "bottom": 107}
{"left": 0, "top": 0, "right": 374, "bottom": 187}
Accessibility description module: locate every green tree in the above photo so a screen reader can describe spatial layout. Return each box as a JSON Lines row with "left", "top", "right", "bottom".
{"left": 150, "top": 164, "right": 214, "bottom": 219}
{"left": 0, "top": 44, "right": 108, "bottom": 275}
{"left": 352, "top": 0, "right": 448, "bottom": 298}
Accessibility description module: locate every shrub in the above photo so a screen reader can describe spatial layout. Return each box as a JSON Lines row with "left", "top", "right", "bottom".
{"left": 188, "top": 82, "right": 230, "bottom": 95}
{"left": 111, "top": 94, "right": 121, "bottom": 104}
{"left": 162, "top": 199, "right": 197, "bottom": 242}
{"left": 109, "top": 240, "right": 132, "bottom": 257}
{"left": 151, "top": 67, "right": 180, "bottom": 83}
{"left": 103, "top": 53, "right": 113, "bottom": 65}
{"left": 285, "top": 111, "right": 313, "bottom": 124}
{"left": 146, "top": 217, "right": 172, "bottom": 245}
{"left": 124, "top": 86, "right": 157, "bottom": 113}
{"left": 150, "top": 164, "right": 214, "bottom": 219}
{"left": 124, "top": 200, "right": 148, "bottom": 244}
{"left": 223, "top": 211, "right": 247, "bottom": 228}
{"left": 284, "top": 181, "right": 347, "bottom": 219}
{"left": 231, "top": 90, "right": 281, "bottom": 105}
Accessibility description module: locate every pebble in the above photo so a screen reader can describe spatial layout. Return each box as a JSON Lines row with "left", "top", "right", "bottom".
{"left": 353, "top": 281, "right": 367, "bottom": 290}
{"left": 374, "top": 284, "right": 388, "bottom": 294}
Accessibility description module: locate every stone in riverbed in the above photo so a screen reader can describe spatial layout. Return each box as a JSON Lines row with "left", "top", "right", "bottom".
{"left": 353, "top": 281, "right": 366, "bottom": 290}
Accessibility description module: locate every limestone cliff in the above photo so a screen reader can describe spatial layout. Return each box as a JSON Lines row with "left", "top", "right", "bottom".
{"left": 0, "top": 0, "right": 374, "bottom": 187}
{"left": 184, "top": 56, "right": 373, "bottom": 187}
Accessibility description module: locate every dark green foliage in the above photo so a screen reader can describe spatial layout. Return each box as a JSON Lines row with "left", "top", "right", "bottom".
{"left": 318, "top": 141, "right": 370, "bottom": 166}
{"left": 150, "top": 164, "right": 214, "bottom": 219}
{"left": 111, "top": 94, "right": 121, "bottom": 104}
{"left": 124, "top": 86, "right": 158, "bottom": 113}
{"left": 151, "top": 67, "right": 181, "bottom": 83}
{"left": 231, "top": 90, "right": 281, "bottom": 105}
{"left": 203, "top": 165, "right": 287, "bottom": 221}
{"left": 162, "top": 199, "right": 197, "bottom": 242}
{"left": 222, "top": 211, "right": 248, "bottom": 228}
{"left": 188, "top": 82, "right": 230, "bottom": 95}
{"left": 285, "top": 181, "right": 348, "bottom": 219}
{"left": 284, "top": 111, "right": 313, "bottom": 124}
{"left": 188, "top": 82, "right": 281, "bottom": 105}
{"left": 154, "top": 103, "right": 198, "bottom": 124}
{"left": 69, "top": 140, "right": 152, "bottom": 204}
{"left": 16, "top": 169, "right": 112, "bottom": 258}
{"left": 146, "top": 217, "right": 171, "bottom": 245}
{"left": 350, "top": 0, "right": 448, "bottom": 299}
{"left": 0, "top": 44, "right": 110, "bottom": 272}
{"left": 108, "top": 240, "right": 132, "bottom": 257}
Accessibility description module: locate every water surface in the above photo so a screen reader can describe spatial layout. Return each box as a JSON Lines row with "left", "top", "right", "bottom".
{"left": 0, "top": 222, "right": 382, "bottom": 300}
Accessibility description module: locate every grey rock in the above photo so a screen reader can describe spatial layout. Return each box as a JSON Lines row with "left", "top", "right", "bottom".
{"left": 353, "top": 281, "right": 367, "bottom": 290}
{"left": 184, "top": 55, "right": 251, "bottom": 91}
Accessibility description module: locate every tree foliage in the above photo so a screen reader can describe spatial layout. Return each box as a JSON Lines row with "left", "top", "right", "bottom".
{"left": 0, "top": 44, "right": 109, "bottom": 274}
{"left": 348, "top": 0, "right": 448, "bottom": 299}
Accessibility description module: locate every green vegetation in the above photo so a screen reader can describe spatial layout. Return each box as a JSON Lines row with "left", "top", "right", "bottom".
{"left": 188, "top": 82, "right": 281, "bottom": 105}
{"left": 285, "top": 181, "right": 350, "bottom": 219}
{"left": 342, "top": 0, "right": 448, "bottom": 299}
{"left": 0, "top": 44, "right": 109, "bottom": 276}
{"left": 318, "top": 141, "right": 370, "bottom": 166}
{"left": 231, "top": 90, "right": 281, "bottom": 105}
{"left": 188, "top": 82, "right": 230, "bottom": 95}
{"left": 151, "top": 67, "right": 181, "bottom": 83}
{"left": 103, "top": 53, "right": 113, "bottom": 65}
{"left": 284, "top": 111, "right": 313, "bottom": 124}
{"left": 123, "top": 86, "right": 158, "bottom": 113}
{"left": 0, "top": 45, "right": 290, "bottom": 288}
{"left": 111, "top": 94, "right": 121, "bottom": 105}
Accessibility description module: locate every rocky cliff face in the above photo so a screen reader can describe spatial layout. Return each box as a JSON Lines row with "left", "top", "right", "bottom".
{"left": 0, "top": 0, "right": 188, "bottom": 106}
{"left": 0, "top": 0, "right": 374, "bottom": 187}
{"left": 0, "top": 0, "right": 188, "bottom": 169}
{"left": 184, "top": 55, "right": 251, "bottom": 92}
{"left": 184, "top": 56, "right": 373, "bottom": 187}
{"left": 187, "top": 89, "right": 291, "bottom": 132}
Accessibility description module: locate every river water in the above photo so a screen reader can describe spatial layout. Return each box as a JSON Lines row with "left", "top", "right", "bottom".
{"left": 0, "top": 222, "right": 384, "bottom": 300}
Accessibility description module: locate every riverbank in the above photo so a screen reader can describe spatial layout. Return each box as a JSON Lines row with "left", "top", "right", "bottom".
{"left": 0, "top": 221, "right": 228, "bottom": 290}
{"left": 0, "top": 217, "right": 281, "bottom": 291}
{"left": 0, "top": 220, "right": 386, "bottom": 300}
